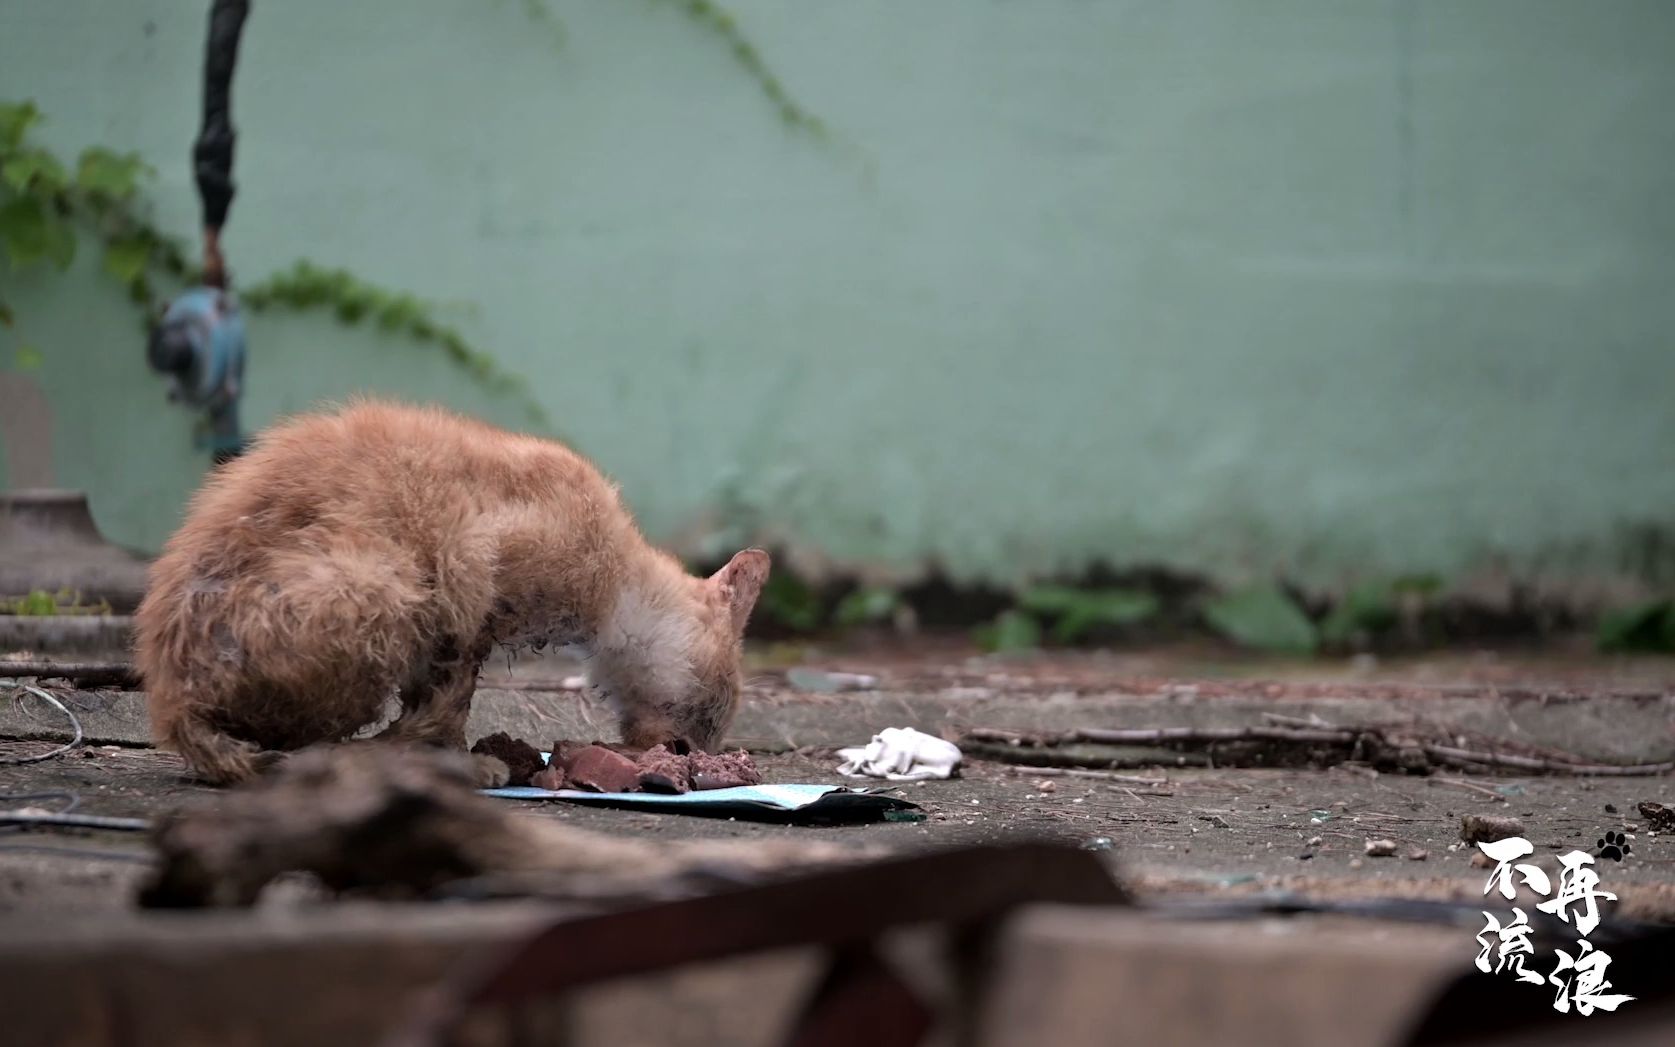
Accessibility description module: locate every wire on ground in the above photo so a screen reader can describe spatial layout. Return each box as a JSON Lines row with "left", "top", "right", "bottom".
{"left": 0, "top": 680, "right": 84, "bottom": 764}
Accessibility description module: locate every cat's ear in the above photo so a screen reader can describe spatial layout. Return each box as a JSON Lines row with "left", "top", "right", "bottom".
{"left": 709, "top": 548, "right": 770, "bottom": 633}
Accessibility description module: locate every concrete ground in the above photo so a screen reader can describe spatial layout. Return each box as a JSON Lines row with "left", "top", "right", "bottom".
{"left": 4, "top": 640, "right": 1674, "bottom": 916}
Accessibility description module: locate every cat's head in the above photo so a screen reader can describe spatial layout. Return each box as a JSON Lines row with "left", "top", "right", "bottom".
{"left": 616, "top": 548, "right": 770, "bottom": 753}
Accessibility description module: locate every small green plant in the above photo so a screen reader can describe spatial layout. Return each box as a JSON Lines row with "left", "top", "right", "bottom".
{"left": 1320, "top": 581, "right": 1397, "bottom": 646}
{"left": 1597, "top": 598, "right": 1675, "bottom": 653}
{"left": 5, "top": 589, "right": 57, "bottom": 616}
{"left": 1201, "top": 583, "right": 1318, "bottom": 655}
{"left": 754, "top": 571, "right": 823, "bottom": 632}
{"left": 1318, "top": 574, "right": 1442, "bottom": 648}
{"left": 970, "top": 585, "right": 1160, "bottom": 653}
{"left": 1, "top": 587, "right": 112, "bottom": 616}
{"left": 974, "top": 609, "right": 1043, "bottom": 654}
{"left": 831, "top": 586, "right": 901, "bottom": 629}
{"left": 1017, "top": 585, "right": 1159, "bottom": 644}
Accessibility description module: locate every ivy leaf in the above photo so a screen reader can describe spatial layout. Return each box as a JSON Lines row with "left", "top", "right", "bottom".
{"left": 1, "top": 148, "right": 68, "bottom": 193}
{"left": 103, "top": 235, "right": 150, "bottom": 285}
{"left": 46, "top": 219, "right": 73, "bottom": 268}
{"left": 1203, "top": 585, "right": 1318, "bottom": 655}
{"left": 0, "top": 195, "right": 76, "bottom": 269}
{"left": 0, "top": 100, "right": 42, "bottom": 152}
{"left": 75, "top": 147, "right": 148, "bottom": 200}
{"left": 14, "top": 344, "right": 42, "bottom": 370}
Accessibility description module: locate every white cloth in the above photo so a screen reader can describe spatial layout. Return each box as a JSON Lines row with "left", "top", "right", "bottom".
{"left": 836, "top": 727, "right": 962, "bottom": 781}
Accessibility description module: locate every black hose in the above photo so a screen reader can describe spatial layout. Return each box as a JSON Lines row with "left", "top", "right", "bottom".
{"left": 193, "top": 0, "right": 251, "bottom": 231}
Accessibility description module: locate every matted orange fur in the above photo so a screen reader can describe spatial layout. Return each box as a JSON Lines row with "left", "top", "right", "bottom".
{"left": 134, "top": 399, "right": 769, "bottom": 786}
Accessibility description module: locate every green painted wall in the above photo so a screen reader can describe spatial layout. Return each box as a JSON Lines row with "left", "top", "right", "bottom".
{"left": 3, "top": 1, "right": 1673, "bottom": 591}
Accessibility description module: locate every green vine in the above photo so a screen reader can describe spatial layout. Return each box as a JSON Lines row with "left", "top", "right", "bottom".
{"left": 508, "top": 0, "right": 567, "bottom": 49}
{"left": 240, "top": 261, "right": 548, "bottom": 425}
{"left": 3, "top": 4, "right": 831, "bottom": 404}
{"left": 660, "top": 0, "right": 827, "bottom": 138}
{"left": 0, "top": 100, "right": 544, "bottom": 424}
{"left": 0, "top": 99, "right": 192, "bottom": 346}
{"left": 511, "top": 0, "right": 829, "bottom": 138}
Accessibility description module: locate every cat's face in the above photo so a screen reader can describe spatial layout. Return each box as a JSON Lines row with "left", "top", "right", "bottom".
{"left": 619, "top": 549, "right": 769, "bottom": 753}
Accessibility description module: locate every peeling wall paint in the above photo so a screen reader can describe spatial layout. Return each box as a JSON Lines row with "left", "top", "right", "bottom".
{"left": 2, "top": 0, "right": 1673, "bottom": 591}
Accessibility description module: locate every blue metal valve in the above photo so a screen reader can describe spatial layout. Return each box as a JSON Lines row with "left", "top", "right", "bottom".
{"left": 148, "top": 286, "right": 247, "bottom": 461}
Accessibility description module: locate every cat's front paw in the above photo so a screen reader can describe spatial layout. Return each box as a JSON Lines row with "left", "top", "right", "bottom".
{"left": 470, "top": 752, "right": 511, "bottom": 789}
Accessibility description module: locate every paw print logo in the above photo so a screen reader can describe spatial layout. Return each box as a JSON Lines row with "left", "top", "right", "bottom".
{"left": 1596, "top": 831, "right": 1632, "bottom": 862}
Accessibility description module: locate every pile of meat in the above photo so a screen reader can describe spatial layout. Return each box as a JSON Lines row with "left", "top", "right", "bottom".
{"left": 471, "top": 732, "right": 762, "bottom": 793}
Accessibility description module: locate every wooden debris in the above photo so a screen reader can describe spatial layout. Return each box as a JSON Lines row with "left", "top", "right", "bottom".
{"left": 0, "top": 659, "right": 139, "bottom": 689}
{"left": 1006, "top": 765, "right": 1169, "bottom": 786}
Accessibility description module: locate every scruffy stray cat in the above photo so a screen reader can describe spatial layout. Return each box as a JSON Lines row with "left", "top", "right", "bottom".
{"left": 135, "top": 400, "right": 769, "bottom": 786}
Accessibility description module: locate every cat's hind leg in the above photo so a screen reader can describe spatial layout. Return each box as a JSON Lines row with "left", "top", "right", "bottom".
{"left": 164, "top": 705, "right": 286, "bottom": 786}
{"left": 374, "top": 635, "right": 507, "bottom": 786}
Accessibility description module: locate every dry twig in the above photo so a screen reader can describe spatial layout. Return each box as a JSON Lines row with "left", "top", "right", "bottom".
{"left": 962, "top": 724, "right": 1674, "bottom": 778}
{"left": 1432, "top": 778, "right": 1510, "bottom": 802}
{"left": 1008, "top": 766, "right": 1168, "bottom": 786}
{"left": 0, "top": 660, "right": 139, "bottom": 689}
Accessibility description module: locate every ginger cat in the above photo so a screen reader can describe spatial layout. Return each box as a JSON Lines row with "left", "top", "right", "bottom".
{"left": 134, "top": 400, "right": 769, "bottom": 786}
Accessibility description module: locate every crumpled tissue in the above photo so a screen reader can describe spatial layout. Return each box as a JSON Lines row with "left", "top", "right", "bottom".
{"left": 836, "top": 727, "right": 962, "bottom": 781}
